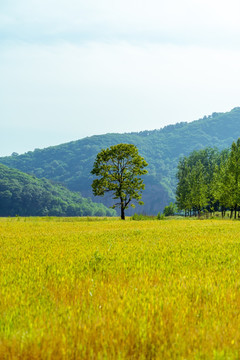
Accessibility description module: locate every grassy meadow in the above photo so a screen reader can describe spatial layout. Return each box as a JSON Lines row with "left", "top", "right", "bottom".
{"left": 0, "top": 217, "right": 240, "bottom": 359}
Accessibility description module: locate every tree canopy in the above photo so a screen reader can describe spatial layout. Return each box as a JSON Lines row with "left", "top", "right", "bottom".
{"left": 91, "top": 144, "right": 148, "bottom": 219}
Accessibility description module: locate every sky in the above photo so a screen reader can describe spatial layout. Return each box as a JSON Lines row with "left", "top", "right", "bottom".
{"left": 1, "top": 0, "right": 240, "bottom": 156}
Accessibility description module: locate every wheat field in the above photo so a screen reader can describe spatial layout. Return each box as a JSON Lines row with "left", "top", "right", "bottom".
{"left": 0, "top": 217, "right": 240, "bottom": 359}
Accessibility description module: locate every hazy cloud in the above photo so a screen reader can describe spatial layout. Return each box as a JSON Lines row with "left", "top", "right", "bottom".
{"left": 2, "top": 0, "right": 240, "bottom": 47}
{"left": 1, "top": 0, "right": 240, "bottom": 155}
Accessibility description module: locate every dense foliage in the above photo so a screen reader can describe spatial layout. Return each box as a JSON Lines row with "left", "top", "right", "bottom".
{"left": 1, "top": 107, "right": 240, "bottom": 214}
{"left": 0, "top": 164, "right": 116, "bottom": 217}
{"left": 163, "top": 202, "right": 177, "bottom": 216}
{"left": 91, "top": 144, "right": 148, "bottom": 219}
{"left": 176, "top": 139, "right": 240, "bottom": 218}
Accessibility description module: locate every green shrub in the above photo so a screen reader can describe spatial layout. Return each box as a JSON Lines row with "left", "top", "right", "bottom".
{"left": 157, "top": 212, "right": 165, "bottom": 220}
{"left": 163, "top": 202, "right": 177, "bottom": 216}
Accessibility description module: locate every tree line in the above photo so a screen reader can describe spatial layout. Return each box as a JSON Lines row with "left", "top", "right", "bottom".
{"left": 176, "top": 139, "right": 240, "bottom": 219}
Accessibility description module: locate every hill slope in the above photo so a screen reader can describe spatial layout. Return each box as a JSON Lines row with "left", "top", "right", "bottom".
{"left": 0, "top": 164, "right": 116, "bottom": 217}
{"left": 1, "top": 107, "right": 240, "bottom": 214}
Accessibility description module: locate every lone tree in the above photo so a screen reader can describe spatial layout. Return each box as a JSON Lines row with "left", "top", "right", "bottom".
{"left": 91, "top": 143, "right": 148, "bottom": 220}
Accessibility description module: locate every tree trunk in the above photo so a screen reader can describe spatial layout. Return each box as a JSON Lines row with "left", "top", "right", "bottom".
{"left": 234, "top": 205, "right": 237, "bottom": 220}
{"left": 121, "top": 201, "right": 125, "bottom": 220}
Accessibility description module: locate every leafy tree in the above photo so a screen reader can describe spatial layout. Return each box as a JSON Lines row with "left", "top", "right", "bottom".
{"left": 176, "top": 157, "right": 191, "bottom": 216}
{"left": 227, "top": 139, "right": 240, "bottom": 218}
{"left": 212, "top": 150, "right": 231, "bottom": 217}
{"left": 163, "top": 202, "right": 177, "bottom": 216}
{"left": 189, "top": 160, "right": 208, "bottom": 216}
{"left": 91, "top": 144, "right": 148, "bottom": 219}
{"left": 176, "top": 148, "right": 221, "bottom": 216}
{"left": 213, "top": 141, "right": 240, "bottom": 218}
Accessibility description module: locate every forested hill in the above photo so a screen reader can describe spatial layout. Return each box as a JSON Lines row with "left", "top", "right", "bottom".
{"left": 1, "top": 107, "right": 240, "bottom": 214}
{"left": 0, "top": 164, "right": 116, "bottom": 217}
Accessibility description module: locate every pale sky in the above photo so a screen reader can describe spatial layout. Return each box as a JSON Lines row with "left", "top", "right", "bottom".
{"left": 1, "top": 0, "right": 240, "bottom": 156}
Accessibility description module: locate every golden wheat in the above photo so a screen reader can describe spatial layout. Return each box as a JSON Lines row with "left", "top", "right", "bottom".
{"left": 0, "top": 217, "right": 240, "bottom": 359}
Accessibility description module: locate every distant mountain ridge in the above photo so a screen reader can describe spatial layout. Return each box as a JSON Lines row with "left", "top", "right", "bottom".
{"left": 1, "top": 107, "right": 240, "bottom": 214}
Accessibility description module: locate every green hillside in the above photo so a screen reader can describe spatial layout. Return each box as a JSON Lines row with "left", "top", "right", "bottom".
{"left": 0, "top": 164, "right": 116, "bottom": 217}
{"left": 1, "top": 107, "right": 240, "bottom": 214}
